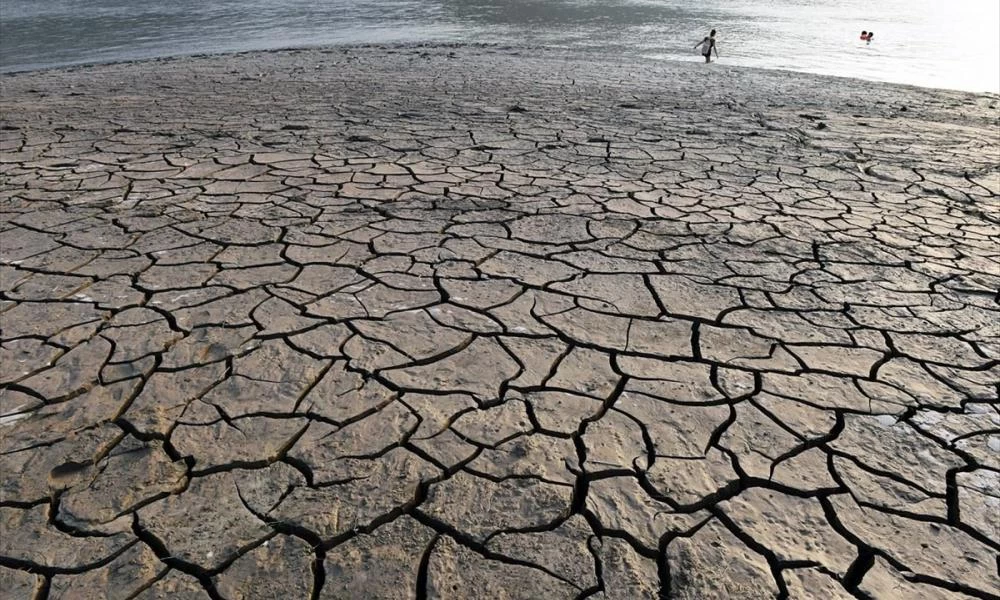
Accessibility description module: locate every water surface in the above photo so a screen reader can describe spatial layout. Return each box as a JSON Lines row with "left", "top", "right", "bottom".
{"left": 2, "top": 0, "right": 998, "bottom": 92}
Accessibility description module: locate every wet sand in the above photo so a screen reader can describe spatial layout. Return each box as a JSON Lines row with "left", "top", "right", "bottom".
{"left": 1, "top": 45, "right": 998, "bottom": 599}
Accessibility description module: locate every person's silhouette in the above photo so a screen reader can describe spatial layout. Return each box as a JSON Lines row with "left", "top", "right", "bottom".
{"left": 695, "top": 29, "right": 719, "bottom": 63}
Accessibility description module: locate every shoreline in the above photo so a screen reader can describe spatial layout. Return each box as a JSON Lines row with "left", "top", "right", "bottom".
{"left": 3, "top": 41, "right": 1000, "bottom": 97}
{"left": 3, "top": 44, "right": 996, "bottom": 140}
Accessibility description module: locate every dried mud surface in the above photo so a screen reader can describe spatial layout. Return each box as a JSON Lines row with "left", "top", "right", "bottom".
{"left": 1, "top": 45, "right": 998, "bottom": 599}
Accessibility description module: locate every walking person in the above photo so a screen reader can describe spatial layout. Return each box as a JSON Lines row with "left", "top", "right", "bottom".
{"left": 695, "top": 29, "right": 719, "bottom": 63}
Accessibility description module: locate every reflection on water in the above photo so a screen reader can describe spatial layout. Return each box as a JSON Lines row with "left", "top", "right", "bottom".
{"left": 1, "top": 0, "right": 997, "bottom": 92}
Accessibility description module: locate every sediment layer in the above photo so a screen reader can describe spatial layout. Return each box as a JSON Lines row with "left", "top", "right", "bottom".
{"left": 1, "top": 45, "right": 998, "bottom": 599}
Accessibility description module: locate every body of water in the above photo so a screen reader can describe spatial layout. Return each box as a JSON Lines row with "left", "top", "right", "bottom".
{"left": 2, "top": 0, "right": 998, "bottom": 93}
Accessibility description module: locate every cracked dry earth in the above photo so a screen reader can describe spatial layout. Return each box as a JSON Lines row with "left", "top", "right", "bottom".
{"left": 1, "top": 45, "right": 999, "bottom": 600}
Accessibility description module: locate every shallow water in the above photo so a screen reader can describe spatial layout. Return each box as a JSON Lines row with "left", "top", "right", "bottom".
{"left": 2, "top": 0, "right": 998, "bottom": 92}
